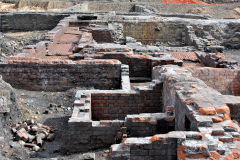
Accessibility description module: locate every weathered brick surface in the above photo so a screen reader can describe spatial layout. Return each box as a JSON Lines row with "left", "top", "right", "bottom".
{"left": 94, "top": 52, "right": 179, "bottom": 77}
{"left": 107, "top": 65, "right": 240, "bottom": 160}
{"left": 223, "top": 95, "right": 240, "bottom": 123}
{"left": 0, "top": 59, "right": 122, "bottom": 91}
{"left": 65, "top": 120, "right": 124, "bottom": 153}
{"left": 91, "top": 28, "right": 114, "bottom": 43}
{"left": 197, "top": 52, "right": 238, "bottom": 69}
{"left": 125, "top": 112, "right": 175, "bottom": 137}
{"left": 91, "top": 81, "right": 163, "bottom": 120}
{"left": 188, "top": 67, "right": 240, "bottom": 96}
{"left": 0, "top": 12, "right": 69, "bottom": 32}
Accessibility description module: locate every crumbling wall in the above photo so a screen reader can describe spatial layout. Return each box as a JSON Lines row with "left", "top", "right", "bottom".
{"left": 0, "top": 59, "right": 122, "bottom": 91}
{"left": 196, "top": 52, "right": 238, "bottom": 69}
{"left": 188, "top": 67, "right": 240, "bottom": 96}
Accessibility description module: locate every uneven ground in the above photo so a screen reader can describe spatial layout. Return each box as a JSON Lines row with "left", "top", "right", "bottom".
{"left": 3, "top": 88, "right": 107, "bottom": 159}
{"left": 223, "top": 50, "right": 240, "bottom": 65}
{"left": 0, "top": 1, "right": 73, "bottom": 11}
{"left": 0, "top": 31, "right": 48, "bottom": 57}
{"left": 154, "top": 2, "right": 240, "bottom": 18}
{"left": 0, "top": 1, "right": 46, "bottom": 11}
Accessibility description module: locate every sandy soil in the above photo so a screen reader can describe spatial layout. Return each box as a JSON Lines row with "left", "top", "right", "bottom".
{"left": 0, "top": 2, "right": 46, "bottom": 11}
{"left": 153, "top": 2, "right": 240, "bottom": 18}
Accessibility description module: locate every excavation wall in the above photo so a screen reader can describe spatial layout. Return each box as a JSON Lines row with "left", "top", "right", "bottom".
{"left": 123, "top": 21, "right": 185, "bottom": 45}
{"left": 0, "top": 12, "right": 69, "bottom": 32}
{"left": 0, "top": 59, "right": 122, "bottom": 91}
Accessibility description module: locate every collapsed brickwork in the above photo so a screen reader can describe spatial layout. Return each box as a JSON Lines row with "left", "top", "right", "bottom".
{"left": 0, "top": 3, "right": 240, "bottom": 160}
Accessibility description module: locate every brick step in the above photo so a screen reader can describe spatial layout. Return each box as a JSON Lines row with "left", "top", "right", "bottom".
{"left": 109, "top": 143, "right": 130, "bottom": 158}
{"left": 185, "top": 132, "right": 204, "bottom": 140}
{"left": 74, "top": 99, "right": 85, "bottom": 106}
{"left": 78, "top": 105, "right": 91, "bottom": 112}
{"left": 194, "top": 115, "right": 213, "bottom": 127}
{"left": 69, "top": 112, "right": 91, "bottom": 122}
{"left": 217, "top": 133, "right": 233, "bottom": 143}
{"left": 178, "top": 139, "right": 210, "bottom": 159}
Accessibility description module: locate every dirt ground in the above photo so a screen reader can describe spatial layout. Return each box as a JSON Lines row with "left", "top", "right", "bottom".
{"left": 153, "top": 2, "right": 240, "bottom": 18}
{"left": 3, "top": 88, "right": 107, "bottom": 160}
{"left": 0, "top": 31, "right": 48, "bottom": 57}
{"left": 0, "top": 1, "right": 46, "bottom": 11}
{"left": 1, "top": 1, "right": 240, "bottom": 19}
{"left": 223, "top": 49, "right": 240, "bottom": 68}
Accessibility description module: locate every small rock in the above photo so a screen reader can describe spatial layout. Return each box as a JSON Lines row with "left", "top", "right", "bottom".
{"left": 49, "top": 103, "right": 57, "bottom": 108}
{"left": 24, "top": 143, "right": 35, "bottom": 148}
{"left": 43, "top": 110, "right": 49, "bottom": 114}
{"left": 9, "top": 141, "right": 21, "bottom": 148}
{"left": 37, "top": 128, "right": 49, "bottom": 137}
{"left": 33, "top": 145, "right": 40, "bottom": 152}
{"left": 82, "top": 153, "right": 95, "bottom": 160}
{"left": 27, "top": 133, "right": 35, "bottom": 143}
{"left": 18, "top": 140, "right": 25, "bottom": 146}
{"left": 5, "top": 150, "right": 13, "bottom": 158}
{"left": 25, "top": 119, "right": 34, "bottom": 125}
{"left": 16, "top": 128, "right": 28, "bottom": 142}
{"left": 36, "top": 136, "right": 43, "bottom": 146}
{"left": 11, "top": 124, "right": 19, "bottom": 133}
{"left": 56, "top": 108, "right": 63, "bottom": 112}
{"left": 31, "top": 125, "right": 38, "bottom": 132}
{"left": 36, "top": 133, "right": 46, "bottom": 140}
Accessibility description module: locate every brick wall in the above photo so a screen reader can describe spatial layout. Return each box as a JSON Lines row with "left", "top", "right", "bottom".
{"left": 0, "top": 12, "right": 69, "bottom": 32}
{"left": 188, "top": 67, "right": 240, "bottom": 96}
{"left": 123, "top": 21, "right": 185, "bottom": 45}
{"left": 96, "top": 52, "right": 178, "bottom": 78}
{"left": 125, "top": 112, "right": 175, "bottom": 137}
{"left": 0, "top": 59, "right": 122, "bottom": 91}
{"left": 91, "top": 81, "right": 163, "bottom": 120}
{"left": 91, "top": 28, "right": 114, "bottom": 43}
{"left": 108, "top": 131, "right": 184, "bottom": 160}
{"left": 65, "top": 120, "right": 123, "bottom": 153}
{"left": 98, "top": 53, "right": 152, "bottom": 77}
{"left": 223, "top": 95, "right": 240, "bottom": 123}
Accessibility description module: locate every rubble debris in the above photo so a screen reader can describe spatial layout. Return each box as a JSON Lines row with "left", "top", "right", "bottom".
{"left": 11, "top": 120, "right": 54, "bottom": 151}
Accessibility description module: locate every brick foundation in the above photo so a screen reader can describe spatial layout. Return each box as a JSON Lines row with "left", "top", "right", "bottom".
{"left": 0, "top": 59, "right": 122, "bottom": 91}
